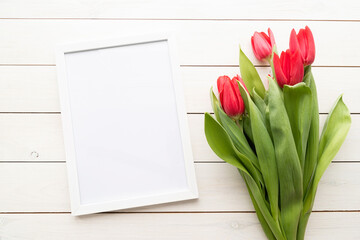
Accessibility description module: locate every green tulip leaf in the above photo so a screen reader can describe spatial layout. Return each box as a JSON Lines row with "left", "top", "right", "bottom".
{"left": 210, "top": 87, "right": 221, "bottom": 123}
{"left": 317, "top": 95, "right": 351, "bottom": 173}
{"left": 204, "top": 112, "right": 284, "bottom": 239}
{"left": 239, "top": 170, "right": 277, "bottom": 240}
{"left": 238, "top": 82, "right": 254, "bottom": 143}
{"left": 265, "top": 105, "right": 273, "bottom": 140}
{"left": 283, "top": 82, "right": 312, "bottom": 172}
{"left": 268, "top": 76, "right": 303, "bottom": 240}
{"left": 239, "top": 48, "right": 266, "bottom": 98}
{"left": 217, "top": 105, "right": 260, "bottom": 171}
{"left": 302, "top": 68, "right": 319, "bottom": 194}
{"left": 204, "top": 112, "right": 263, "bottom": 187}
{"left": 253, "top": 88, "right": 273, "bottom": 136}
{"left": 243, "top": 115, "right": 254, "bottom": 143}
{"left": 253, "top": 88, "right": 267, "bottom": 117}
{"left": 308, "top": 95, "right": 351, "bottom": 203}
{"left": 242, "top": 173, "right": 285, "bottom": 240}
{"left": 297, "top": 68, "right": 320, "bottom": 240}
{"left": 204, "top": 113, "right": 250, "bottom": 173}
{"left": 300, "top": 95, "right": 351, "bottom": 240}
{"left": 253, "top": 88, "right": 273, "bottom": 137}
{"left": 239, "top": 82, "right": 279, "bottom": 224}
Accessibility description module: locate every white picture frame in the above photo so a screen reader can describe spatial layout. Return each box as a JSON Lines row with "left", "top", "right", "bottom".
{"left": 55, "top": 33, "right": 198, "bottom": 216}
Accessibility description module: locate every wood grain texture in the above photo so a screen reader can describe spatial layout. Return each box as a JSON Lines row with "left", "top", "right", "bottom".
{"left": 0, "top": 212, "right": 359, "bottom": 240}
{"left": 0, "top": 163, "right": 358, "bottom": 213}
{"left": 0, "top": 114, "right": 357, "bottom": 161}
{"left": 0, "top": 20, "right": 359, "bottom": 66}
{"left": 0, "top": 66, "right": 358, "bottom": 114}
{"left": 1, "top": 1, "right": 359, "bottom": 237}
{"left": 190, "top": 114, "right": 359, "bottom": 161}
{"left": 0, "top": 0, "right": 359, "bottom": 20}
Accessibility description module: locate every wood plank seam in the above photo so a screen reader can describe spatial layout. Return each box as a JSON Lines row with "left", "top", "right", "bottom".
{"left": 0, "top": 18, "right": 360, "bottom": 22}
{"left": 1, "top": 210, "right": 359, "bottom": 214}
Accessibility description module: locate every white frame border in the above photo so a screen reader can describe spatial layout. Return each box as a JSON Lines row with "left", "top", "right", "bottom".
{"left": 55, "top": 33, "right": 198, "bottom": 216}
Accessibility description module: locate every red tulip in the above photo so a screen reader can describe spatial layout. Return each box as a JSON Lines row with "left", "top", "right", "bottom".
{"left": 217, "top": 75, "right": 246, "bottom": 118}
{"left": 232, "top": 75, "right": 248, "bottom": 93}
{"left": 251, "top": 28, "right": 276, "bottom": 61}
{"left": 273, "top": 49, "right": 304, "bottom": 88}
{"left": 289, "top": 26, "right": 315, "bottom": 65}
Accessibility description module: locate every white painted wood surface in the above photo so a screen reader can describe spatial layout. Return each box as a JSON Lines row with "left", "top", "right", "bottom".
{"left": 0, "top": 114, "right": 358, "bottom": 161}
{"left": 1, "top": 0, "right": 359, "bottom": 20}
{"left": 0, "top": 0, "right": 359, "bottom": 239}
{"left": 0, "top": 163, "right": 358, "bottom": 212}
{"left": 0, "top": 66, "right": 359, "bottom": 113}
{"left": 0, "top": 212, "right": 359, "bottom": 240}
{"left": 0, "top": 21, "right": 359, "bottom": 66}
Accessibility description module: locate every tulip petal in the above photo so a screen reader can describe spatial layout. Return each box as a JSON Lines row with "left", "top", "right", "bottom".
{"left": 251, "top": 35, "right": 262, "bottom": 60}
{"left": 232, "top": 74, "right": 240, "bottom": 82}
{"left": 289, "top": 29, "right": 300, "bottom": 55}
{"left": 289, "top": 49, "right": 304, "bottom": 85}
{"left": 221, "top": 80, "right": 240, "bottom": 117}
{"left": 230, "top": 78, "right": 245, "bottom": 115}
{"left": 281, "top": 50, "right": 291, "bottom": 83}
{"left": 232, "top": 75, "right": 249, "bottom": 93}
{"left": 217, "top": 75, "right": 230, "bottom": 93}
{"left": 260, "top": 32, "right": 271, "bottom": 45}
{"left": 273, "top": 53, "right": 287, "bottom": 87}
{"left": 231, "top": 75, "right": 247, "bottom": 114}
{"left": 297, "top": 29, "right": 307, "bottom": 62}
{"left": 268, "top": 28, "right": 276, "bottom": 47}
{"left": 304, "top": 26, "right": 315, "bottom": 65}
{"left": 253, "top": 32, "right": 272, "bottom": 60}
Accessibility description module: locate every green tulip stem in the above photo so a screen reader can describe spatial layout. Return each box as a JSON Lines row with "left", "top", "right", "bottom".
{"left": 235, "top": 119, "right": 243, "bottom": 132}
{"left": 269, "top": 55, "right": 276, "bottom": 82}
{"left": 268, "top": 45, "right": 278, "bottom": 83}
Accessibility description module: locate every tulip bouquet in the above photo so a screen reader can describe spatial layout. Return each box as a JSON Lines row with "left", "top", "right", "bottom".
{"left": 204, "top": 26, "right": 351, "bottom": 240}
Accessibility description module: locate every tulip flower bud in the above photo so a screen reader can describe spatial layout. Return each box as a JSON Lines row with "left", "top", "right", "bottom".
{"left": 232, "top": 74, "right": 249, "bottom": 93}
{"left": 251, "top": 28, "right": 276, "bottom": 61}
{"left": 289, "top": 26, "right": 315, "bottom": 65}
{"left": 217, "top": 75, "right": 246, "bottom": 119}
{"left": 273, "top": 49, "right": 304, "bottom": 88}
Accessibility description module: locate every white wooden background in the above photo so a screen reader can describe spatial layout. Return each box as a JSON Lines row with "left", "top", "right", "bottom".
{"left": 0, "top": 0, "right": 359, "bottom": 239}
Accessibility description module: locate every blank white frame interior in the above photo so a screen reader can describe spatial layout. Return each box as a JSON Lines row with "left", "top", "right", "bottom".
{"left": 55, "top": 33, "right": 198, "bottom": 216}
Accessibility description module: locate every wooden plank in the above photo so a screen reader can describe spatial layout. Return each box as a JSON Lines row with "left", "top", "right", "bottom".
{"left": 0, "top": 114, "right": 65, "bottom": 160}
{"left": 0, "top": 66, "right": 358, "bottom": 114}
{"left": 189, "top": 113, "right": 358, "bottom": 161}
{"left": 0, "top": 20, "right": 359, "bottom": 66}
{"left": 182, "top": 66, "right": 357, "bottom": 114}
{"left": 0, "top": 114, "right": 357, "bottom": 161}
{"left": 0, "top": 212, "right": 358, "bottom": 239}
{"left": 0, "top": 0, "right": 359, "bottom": 20}
{"left": 0, "top": 163, "right": 358, "bottom": 213}
{"left": 0, "top": 66, "right": 59, "bottom": 112}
